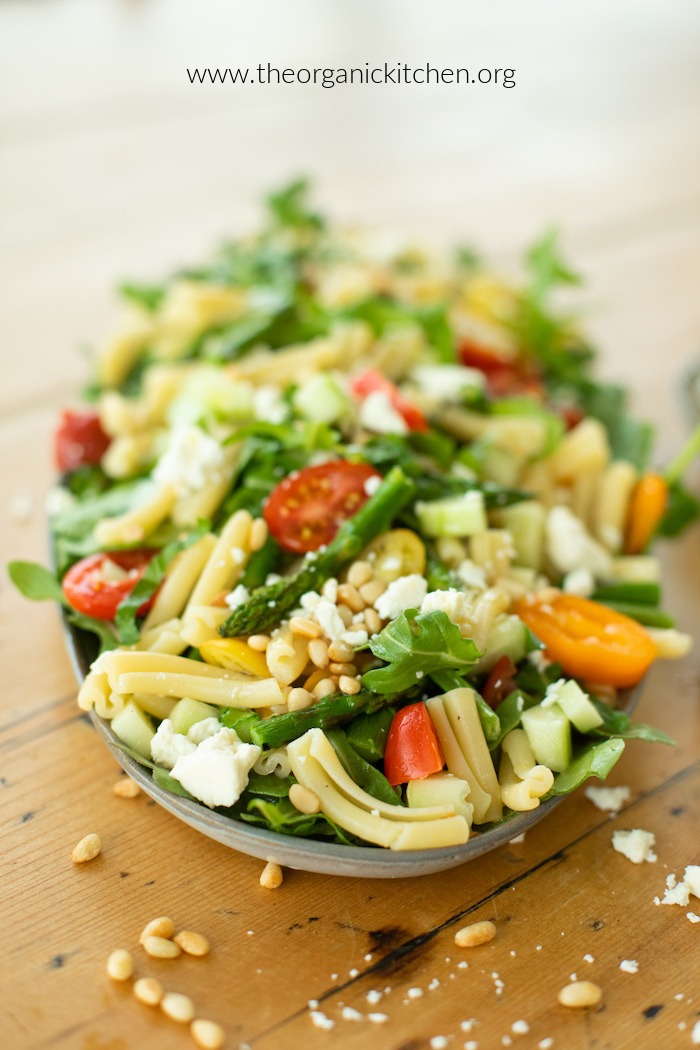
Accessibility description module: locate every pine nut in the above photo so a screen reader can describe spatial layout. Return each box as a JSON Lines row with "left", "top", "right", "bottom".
{"left": 161, "top": 991, "right": 195, "bottom": 1024}
{"left": 308, "top": 639, "right": 329, "bottom": 668}
{"left": 313, "top": 677, "right": 336, "bottom": 699}
{"left": 143, "top": 936, "right": 181, "bottom": 959}
{"left": 364, "top": 608, "right": 382, "bottom": 635}
{"left": 191, "top": 1019, "right": 226, "bottom": 1050}
{"left": 339, "top": 675, "right": 362, "bottom": 695}
{"left": 133, "top": 977, "right": 163, "bottom": 1006}
{"left": 174, "top": 930, "right": 210, "bottom": 957}
{"left": 248, "top": 634, "right": 271, "bottom": 652}
{"left": 359, "top": 580, "right": 386, "bottom": 604}
{"left": 337, "top": 603, "right": 354, "bottom": 627}
{"left": 558, "top": 981, "right": 603, "bottom": 1008}
{"left": 106, "top": 949, "right": 133, "bottom": 982}
{"left": 289, "top": 783, "right": 321, "bottom": 815}
{"left": 328, "top": 641, "right": 354, "bottom": 662}
{"left": 71, "top": 833, "right": 102, "bottom": 863}
{"left": 288, "top": 687, "right": 313, "bottom": 711}
{"left": 337, "top": 584, "right": 366, "bottom": 612}
{"left": 260, "top": 861, "right": 284, "bottom": 889}
{"left": 289, "top": 616, "right": 323, "bottom": 639}
{"left": 329, "top": 661, "right": 356, "bottom": 676}
{"left": 249, "top": 518, "right": 269, "bottom": 552}
{"left": 347, "top": 561, "right": 373, "bottom": 588}
{"left": 112, "top": 777, "right": 141, "bottom": 799}
{"left": 140, "top": 916, "right": 176, "bottom": 943}
{"left": 454, "top": 920, "right": 497, "bottom": 948}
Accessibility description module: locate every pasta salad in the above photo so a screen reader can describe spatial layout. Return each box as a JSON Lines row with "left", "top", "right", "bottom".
{"left": 11, "top": 180, "right": 700, "bottom": 852}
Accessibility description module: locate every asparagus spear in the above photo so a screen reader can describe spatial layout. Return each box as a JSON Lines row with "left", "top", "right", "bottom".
{"left": 219, "top": 466, "right": 415, "bottom": 637}
{"left": 249, "top": 688, "right": 402, "bottom": 749}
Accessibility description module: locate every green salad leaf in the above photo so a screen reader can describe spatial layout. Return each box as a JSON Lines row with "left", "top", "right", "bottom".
{"left": 8, "top": 561, "right": 65, "bottom": 603}
{"left": 363, "top": 610, "right": 481, "bottom": 694}
{"left": 543, "top": 738, "right": 625, "bottom": 798}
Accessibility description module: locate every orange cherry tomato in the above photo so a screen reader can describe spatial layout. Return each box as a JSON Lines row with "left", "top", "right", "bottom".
{"left": 350, "top": 369, "right": 429, "bottom": 432}
{"left": 383, "top": 702, "right": 445, "bottom": 786}
{"left": 514, "top": 594, "right": 656, "bottom": 688}
{"left": 625, "top": 473, "right": 669, "bottom": 554}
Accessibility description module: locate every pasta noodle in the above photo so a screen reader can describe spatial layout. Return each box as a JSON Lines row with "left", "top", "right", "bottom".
{"left": 94, "top": 484, "right": 177, "bottom": 547}
{"left": 143, "top": 534, "right": 217, "bottom": 629}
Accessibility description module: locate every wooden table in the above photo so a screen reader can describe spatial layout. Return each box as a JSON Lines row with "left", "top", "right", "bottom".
{"left": 2, "top": 2, "right": 699, "bottom": 1047}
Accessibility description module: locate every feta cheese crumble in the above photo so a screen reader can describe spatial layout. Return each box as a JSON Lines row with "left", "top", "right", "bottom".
{"left": 411, "top": 363, "right": 485, "bottom": 401}
{"left": 619, "top": 959, "right": 638, "bottom": 973}
{"left": 612, "top": 828, "right": 657, "bottom": 864}
{"left": 151, "top": 719, "right": 196, "bottom": 769}
{"left": 374, "top": 574, "right": 428, "bottom": 620}
{"left": 546, "top": 505, "right": 612, "bottom": 578}
{"left": 584, "top": 785, "right": 631, "bottom": 813}
{"left": 169, "top": 728, "right": 261, "bottom": 808}
{"left": 224, "top": 584, "right": 251, "bottom": 610}
{"left": 359, "top": 390, "right": 409, "bottom": 435}
{"left": 153, "top": 424, "right": 225, "bottom": 496}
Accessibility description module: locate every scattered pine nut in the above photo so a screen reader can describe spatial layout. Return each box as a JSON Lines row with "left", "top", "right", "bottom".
{"left": 161, "top": 991, "right": 196, "bottom": 1024}
{"left": 174, "top": 930, "right": 210, "bottom": 957}
{"left": 249, "top": 518, "right": 269, "bottom": 552}
{"left": 359, "top": 579, "right": 386, "bottom": 605}
{"left": 454, "top": 920, "right": 497, "bottom": 948}
{"left": 337, "top": 583, "right": 365, "bottom": 612}
{"left": 329, "top": 661, "right": 357, "bottom": 676}
{"left": 106, "top": 949, "right": 134, "bottom": 982}
{"left": 289, "top": 616, "right": 323, "bottom": 639}
{"left": 364, "top": 608, "right": 382, "bottom": 635}
{"left": 288, "top": 687, "right": 313, "bottom": 711}
{"left": 247, "top": 634, "right": 270, "bottom": 652}
{"left": 112, "top": 777, "right": 141, "bottom": 799}
{"left": 289, "top": 783, "right": 321, "bottom": 815}
{"left": 191, "top": 1018, "right": 226, "bottom": 1050}
{"left": 347, "top": 561, "right": 373, "bottom": 589}
{"left": 143, "top": 935, "right": 182, "bottom": 960}
{"left": 558, "top": 981, "right": 603, "bottom": 1008}
{"left": 339, "top": 675, "right": 362, "bottom": 695}
{"left": 140, "top": 917, "right": 176, "bottom": 943}
{"left": 337, "top": 604, "right": 354, "bottom": 627}
{"left": 133, "top": 976, "right": 164, "bottom": 1006}
{"left": 327, "top": 641, "right": 354, "bottom": 663}
{"left": 313, "top": 677, "right": 336, "bottom": 699}
{"left": 260, "top": 861, "right": 284, "bottom": 889}
{"left": 71, "top": 833, "right": 102, "bottom": 864}
{"left": 308, "top": 639, "right": 330, "bottom": 668}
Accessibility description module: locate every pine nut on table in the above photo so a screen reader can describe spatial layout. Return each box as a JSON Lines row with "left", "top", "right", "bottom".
{"left": 133, "top": 977, "right": 164, "bottom": 1006}
{"left": 71, "top": 833, "right": 102, "bottom": 863}
{"left": 140, "top": 916, "right": 176, "bottom": 943}
{"left": 454, "top": 920, "right": 497, "bottom": 947}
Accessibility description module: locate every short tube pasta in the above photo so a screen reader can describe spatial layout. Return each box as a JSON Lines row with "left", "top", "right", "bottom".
{"left": 94, "top": 484, "right": 177, "bottom": 547}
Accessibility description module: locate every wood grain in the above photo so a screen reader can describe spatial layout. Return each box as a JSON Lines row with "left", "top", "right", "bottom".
{"left": 1, "top": 2, "right": 699, "bottom": 1048}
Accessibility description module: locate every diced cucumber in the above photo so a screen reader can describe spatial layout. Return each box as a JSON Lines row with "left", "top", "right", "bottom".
{"left": 545, "top": 679, "right": 603, "bottom": 734}
{"left": 406, "top": 772, "right": 474, "bottom": 824}
{"left": 170, "top": 699, "right": 218, "bottom": 735}
{"left": 521, "top": 703, "right": 571, "bottom": 772}
{"left": 472, "top": 614, "right": 529, "bottom": 675}
{"left": 498, "top": 500, "right": 546, "bottom": 570}
{"left": 134, "top": 695, "right": 177, "bottom": 721}
{"left": 480, "top": 444, "right": 521, "bottom": 487}
{"left": 416, "top": 491, "right": 487, "bottom": 537}
{"left": 293, "top": 372, "right": 349, "bottom": 424}
{"left": 112, "top": 701, "right": 156, "bottom": 759}
{"left": 607, "top": 556, "right": 660, "bottom": 583}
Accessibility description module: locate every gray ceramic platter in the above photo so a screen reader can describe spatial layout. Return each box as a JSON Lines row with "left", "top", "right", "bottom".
{"left": 64, "top": 617, "right": 636, "bottom": 878}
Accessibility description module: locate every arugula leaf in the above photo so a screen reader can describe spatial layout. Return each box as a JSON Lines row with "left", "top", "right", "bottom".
{"left": 474, "top": 693, "right": 501, "bottom": 748}
{"left": 363, "top": 610, "right": 481, "bottom": 694}
{"left": 244, "top": 772, "right": 295, "bottom": 798}
{"left": 238, "top": 797, "right": 361, "bottom": 845}
{"left": 65, "top": 610, "right": 119, "bottom": 652}
{"left": 266, "top": 178, "right": 324, "bottom": 230}
{"left": 338, "top": 298, "right": 455, "bottom": 362}
{"left": 543, "top": 738, "right": 624, "bottom": 798}
{"left": 8, "top": 561, "right": 65, "bottom": 603}
{"left": 118, "top": 281, "right": 165, "bottom": 312}
{"left": 588, "top": 697, "right": 675, "bottom": 745}
{"left": 657, "top": 479, "right": 700, "bottom": 538}
{"left": 115, "top": 526, "right": 208, "bottom": 645}
{"left": 345, "top": 707, "right": 396, "bottom": 763}
{"left": 579, "top": 382, "right": 653, "bottom": 470}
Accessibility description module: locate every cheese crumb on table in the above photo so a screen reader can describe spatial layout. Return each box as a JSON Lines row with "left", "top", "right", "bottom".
{"left": 310, "top": 1011, "right": 334, "bottom": 1031}
{"left": 619, "top": 960, "right": 638, "bottom": 973}
{"left": 611, "top": 828, "right": 657, "bottom": 863}
{"left": 584, "top": 785, "right": 631, "bottom": 813}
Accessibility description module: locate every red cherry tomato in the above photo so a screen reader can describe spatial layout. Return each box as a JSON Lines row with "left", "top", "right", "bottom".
{"left": 459, "top": 342, "right": 544, "bottom": 400}
{"left": 62, "top": 550, "right": 156, "bottom": 621}
{"left": 350, "top": 369, "right": 429, "bottom": 432}
{"left": 55, "top": 409, "right": 111, "bottom": 473}
{"left": 263, "top": 459, "right": 382, "bottom": 555}
{"left": 558, "top": 404, "right": 585, "bottom": 431}
{"left": 383, "top": 702, "right": 445, "bottom": 786}
{"left": 481, "top": 655, "right": 518, "bottom": 708}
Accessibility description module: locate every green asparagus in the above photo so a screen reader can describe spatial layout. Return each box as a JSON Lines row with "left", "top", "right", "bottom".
{"left": 219, "top": 466, "right": 415, "bottom": 637}
{"left": 249, "top": 688, "right": 403, "bottom": 749}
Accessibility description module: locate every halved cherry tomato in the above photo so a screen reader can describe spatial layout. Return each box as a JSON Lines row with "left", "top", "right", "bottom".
{"left": 263, "top": 460, "right": 381, "bottom": 555}
{"left": 625, "top": 473, "right": 669, "bottom": 555}
{"left": 514, "top": 594, "right": 656, "bottom": 688}
{"left": 481, "top": 655, "right": 518, "bottom": 708}
{"left": 54, "top": 409, "right": 111, "bottom": 473}
{"left": 459, "top": 341, "right": 544, "bottom": 401}
{"left": 383, "top": 702, "right": 445, "bottom": 786}
{"left": 350, "top": 369, "right": 429, "bottom": 432}
{"left": 62, "top": 550, "right": 156, "bottom": 620}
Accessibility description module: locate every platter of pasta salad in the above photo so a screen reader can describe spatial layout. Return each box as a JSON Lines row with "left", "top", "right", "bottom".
{"left": 10, "top": 180, "right": 700, "bottom": 876}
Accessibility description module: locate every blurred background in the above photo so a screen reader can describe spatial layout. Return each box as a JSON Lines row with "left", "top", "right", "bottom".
{"left": 1, "top": 0, "right": 699, "bottom": 460}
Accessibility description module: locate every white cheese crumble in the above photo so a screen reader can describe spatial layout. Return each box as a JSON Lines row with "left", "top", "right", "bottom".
{"left": 412, "top": 363, "right": 485, "bottom": 401}
{"left": 359, "top": 390, "right": 409, "bottom": 435}
{"left": 583, "top": 953, "right": 595, "bottom": 963}
{"left": 224, "top": 584, "right": 251, "bottom": 610}
{"left": 366, "top": 990, "right": 382, "bottom": 1005}
{"left": 367, "top": 1013, "right": 389, "bottom": 1024}
{"left": 420, "top": 587, "right": 472, "bottom": 627}
{"left": 512, "top": 1021, "right": 529, "bottom": 1035}
{"left": 253, "top": 385, "right": 289, "bottom": 424}
{"left": 374, "top": 574, "right": 427, "bottom": 620}
{"left": 612, "top": 828, "right": 657, "bottom": 864}
{"left": 187, "top": 717, "right": 222, "bottom": 745}
{"left": 150, "top": 719, "right": 197, "bottom": 769}
{"left": 153, "top": 424, "right": 224, "bottom": 496}
{"left": 538, "top": 1041, "right": 554, "bottom": 1050}
{"left": 456, "top": 559, "right": 487, "bottom": 590}
{"left": 170, "top": 728, "right": 261, "bottom": 808}
{"left": 364, "top": 474, "right": 382, "bottom": 496}
{"left": 314, "top": 598, "right": 347, "bottom": 641}
{"left": 692, "top": 1020, "right": 700, "bottom": 1046}
{"left": 688, "top": 913, "right": 700, "bottom": 923}
{"left": 562, "top": 567, "right": 595, "bottom": 598}
{"left": 309, "top": 1010, "right": 335, "bottom": 1031}
{"left": 9, "top": 491, "right": 33, "bottom": 523}
{"left": 341, "top": 1007, "right": 362, "bottom": 1021}
{"left": 546, "top": 505, "right": 612, "bottom": 578}
{"left": 430, "top": 1038, "right": 448, "bottom": 1050}
{"left": 584, "top": 785, "right": 631, "bottom": 813}
{"left": 619, "top": 959, "right": 638, "bottom": 973}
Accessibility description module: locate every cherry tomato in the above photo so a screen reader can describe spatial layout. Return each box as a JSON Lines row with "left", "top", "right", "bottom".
{"left": 62, "top": 550, "right": 156, "bottom": 620}
{"left": 350, "top": 369, "right": 429, "bottom": 432}
{"left": 625, "top": 473, "right": 669, "bottom": 555}
{"left": 263, "top": 460, "right": 381, "bottom": 554}
{"left": 514, "top": 594, "right": 657, "bottom": 688}
{"left": 557, "top": 404, "right": 585, "bottom": 431}
{"left": 383, "top": 702, "right": 445, "bottom": 786}
{"left": 459, "top": 342, "right": 544, "bottom": 401}
{"left": 54, "top": 409, "right": 111, "bottom": 473}
{"left": 481, "top": 655, "right": 518, "bottom": 708}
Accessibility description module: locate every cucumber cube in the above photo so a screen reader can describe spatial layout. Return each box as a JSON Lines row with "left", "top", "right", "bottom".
{"left": 170, "top": 699, "right": 219, "bottom": 736}
{"left": 545, "top": 679, "right": 604, "bottom": 733}
{"left": 521, "top": 704, "right": 572, "bottom": 772}
{"left": 416, "top": 491, "right": 487, "bottom": 537}
{"left": 406, "top": 772, "right": 474, "bottom": 824}
{"left": 111, "top": 701, "right": 156, "bottom": 759}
